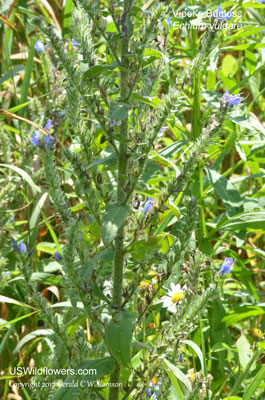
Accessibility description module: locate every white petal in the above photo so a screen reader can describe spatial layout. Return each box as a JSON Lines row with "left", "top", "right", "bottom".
{"left": 168, "top": 304, "right": 177, "bottom": 313}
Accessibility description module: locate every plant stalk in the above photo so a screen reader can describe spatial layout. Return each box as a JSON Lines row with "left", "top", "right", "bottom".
{"left": 108, "top": 0, "right": 130, "bottom": 398}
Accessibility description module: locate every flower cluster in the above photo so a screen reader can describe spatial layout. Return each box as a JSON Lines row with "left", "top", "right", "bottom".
{"left": 214, "top": 5, "right": 233, "bottom": 21}
{"left": 223, "top": 91, "right": 243, "bottom": 107}
{"left": 31, "top": 130, "right": 57, "bottom": 149}
{"left": 11, "top": 238, "right": 27, "bottom": 254}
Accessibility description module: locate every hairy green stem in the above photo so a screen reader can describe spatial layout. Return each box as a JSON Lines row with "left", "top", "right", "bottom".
{"left": 108, "top": 1, "right": 130, "bottom": 399}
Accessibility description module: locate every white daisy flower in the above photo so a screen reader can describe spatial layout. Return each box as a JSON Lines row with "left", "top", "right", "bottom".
{"left": 160, "top": 283, "right": 185, "bottom": 313}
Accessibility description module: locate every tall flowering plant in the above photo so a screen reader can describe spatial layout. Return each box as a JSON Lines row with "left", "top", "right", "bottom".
{"left": 2, "top": 1, "right": 264, "bottom": 400}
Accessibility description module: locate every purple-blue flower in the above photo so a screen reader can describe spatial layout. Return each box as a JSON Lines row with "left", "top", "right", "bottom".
{"left": 165, "top": 18, "right": 173, "bottom": 27}
{"left": 35, "top": 39, "right": 44, "bottom": 52}
{"left": 44, "top": 134, "right": 53, "bottom": 148}
{"left": 143, "top": 198, "right": 154, "bottom": 214}
{"left": 45, "top": 119, "right": 53, "bottom": 130}
{"left": 215, "top": 5, "right": 233, "bottom": 21}
{"left": 2, "top": 271, "right": 10, "bottom": 278}
{"left": 223, "top": 90, "right": 243, "bottom": 107}
{"left": 59, "top": 110, "right": 66, "bottom": 117}
{"left": 31, "top": 130, "right": 41, "bottom": 146}
{"left": 11, "top": 239, "right": 27, "bottom": 254}
{"left": 219, "top": 257, "right": 234, "bottom": 275}
{"left": 71, "top": 38, "right": 80, "bottom": 49}
{"left": 257, "top": 0, "right": 265, "bottom": 3}
{"left": 54, "top": 252, "right": 63, "bottom": 261}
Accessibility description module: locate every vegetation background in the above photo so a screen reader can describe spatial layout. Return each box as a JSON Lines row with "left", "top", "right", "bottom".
{"left": 0, "top": 0, "right": 265, "bottom": 399}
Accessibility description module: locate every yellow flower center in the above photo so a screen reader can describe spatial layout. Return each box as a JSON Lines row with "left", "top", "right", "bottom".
{"left": 187, "top": 372, "right": 196, "bottom": 382}
{"left": 152, "top": 377, "right": 159, "bottom": 386}
{"left": 138, "top": 281, "right": 149, "bottom": 290}
{"left": 171, "top": 292, "right": 184, "bottom": 303}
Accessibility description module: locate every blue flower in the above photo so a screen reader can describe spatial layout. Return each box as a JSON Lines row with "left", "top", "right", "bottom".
{"left": 223, "top": 90, "right": 243, "bottom": 107}
{"left": 257, "top": 0, "right": 265, "bottom": 3}
{"left": 162, "top": 18, "right": 173, "bottom": 31}
{"left": 35, "top": 39, "right": 44, "bottom": 52}
{"left": 59, "top": 110, "right": 66, "bottom": 117}
{"left": 11, "top": 239, "right": 27, "bottom": 254}
{"left": 8, "top": 216, "right": 15, "bottom": 223}
{"left": 31, "top": 130, "right": 41, "bottom": 146}
{"left": 71, "top": 38, "right": 80, "bottom": 49}
{"left": 215, "top": 5, "right": 233, "bottom": 21}
{"left": 44, "top": 134, "right": 53, "bottom": 148}
{"left": 54, "top": 252, "right": 63, "bottom": 261}
{"left": 165, "top": 18, "right": 173, "bottom": 27}
{"left": 143, "top": 198, "right": 154, "bottom": 214}
{"left": 45, "top": 119, "right": 53, "bottom": 130}
{"left": 2, "top": 271, "right": 10, "bottom": 278}
{"left": 219, "top": 257, "right": 234, "bottom": 275}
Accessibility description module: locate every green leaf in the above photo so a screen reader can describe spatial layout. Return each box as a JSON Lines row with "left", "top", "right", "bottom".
{"left": 220, "top": 211, "right": 265, "bottom": 231}
{"left": 62, "top": 0, "right": 74, "bottom": 36}
{"left": 242, "top": 365, "right": 265, "bottom": 400}
{"left": 0, "top": 295, "right": 33, "bottom": 309}
{"left": 120, "top": 311, "right": 137, "bottom": 367}
{"left": 105, "top": 311, "right": 136, "bottom": 367}
{"left": 242, "top": 2, "right": 265, "bottom": 8}
{"left": 52, "top": 358, "right": 115, "bottom": 400}
{"left": 109, "top": 101, "right": 129, "bottom": 121}
{"left": 19, "top": 41, "right": 34, "bottom": 116}
{"left": 102, "top": 204, "right": 130, "bottom": 246}
{"left": 84, "top": 64, "right": 117, "bottom": 78}
{"left": 222, "top": 306, "right": 265, "bottom": 327}
{"left": 182, "top": 340, "right": 205, "bottom": 375}
{"left": 0, "top": 311, "right": 39, "bottom": 330}
{"left": 86, "top": 154, "right": 117, "bottom": 170}
{"left": 13, "top": 329, "right": 54, "bottom": 354}
{"left": 205, "top": 167, "right": 243, "bottom": 208}
{"left": 131, "top": 93, "right": 161, "bottom": 108}
{"left": 160, "top": 234, "right": 175, "bottom": 254}
{"left": 221, "top": 54, "right": 239, "bottom": 77}
{"left": 29, "top": 192, "right": 48, "bottom": 247}
{"left": 144, "top": 48, "right": 169, "bottom": 63}
{"left": 36, "top": 242, "right": 57, "bottom": 254}
{"left": 0, "top": 65, "right": 25, "bottom": 86}
{"left": 245, "top": 50, "right": 257, "bottom": 75}
{"left": 126, "top": 235, "right": 165, "bottom": 260}
{"left": 223, "top": 397, "right": 242, "bottom": 400}
{"left": 31, "top": 272, "right": 61, "bottom": 285}
{"left": 105, "top": 320, "right": 122, "bottom": 364}
{"left": 0, "top": 164, "right": 41, "bottom": 196}
{"left": 162, "top": 358, "right": 192, "bottom": 391}
{"left": 236, "top": 335, "right": 253, "bottom": 370}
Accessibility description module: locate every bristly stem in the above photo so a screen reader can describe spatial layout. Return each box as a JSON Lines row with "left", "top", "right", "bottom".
{"left": 108, "top": 0, "right": 130, "bottom": 398}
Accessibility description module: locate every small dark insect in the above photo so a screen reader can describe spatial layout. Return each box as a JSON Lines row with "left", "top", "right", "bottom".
{"left": 100, "top": 135, "right": 106, "bottom": 144}
{"left": 96, "top": 174, "right": 102, "bottom": 184}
